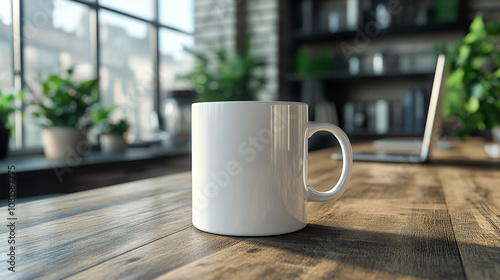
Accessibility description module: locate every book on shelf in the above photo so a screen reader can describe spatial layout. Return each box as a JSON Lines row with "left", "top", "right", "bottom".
{"left": 343, "top": 102, "right": 355, "bottom": 133}
{"left": 414, "top": 87, "right": 425, "bottom": 134}
{"left": 375, "top": 99, "right": 389, "bottom": 134}
{"left": 404, "top": 87, "right": 428, "bottom": 134}
{"left": 342, "top": 86, "right": 428, "bottom": 135}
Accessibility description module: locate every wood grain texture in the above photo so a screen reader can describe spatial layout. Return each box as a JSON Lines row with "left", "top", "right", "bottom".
{"left": 439, "top": 167, "right": 500, "bottom": 279}
{"left": 431, "top": 137, "right": 500, "bottom": 163}
{"left": 0, "top": 139, "right": 499, "bottom": 279}
{"left": 155, "top": 162, "right": 466, "bottom": 280}
{"left": 0, "top": 172, "right": 193, "bottom": 279}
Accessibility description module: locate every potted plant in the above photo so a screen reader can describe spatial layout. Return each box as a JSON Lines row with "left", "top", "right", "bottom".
{"left": 179, "top": 38, "right": 267, "bottom": 102}
{"left": 436, "top": 14, "right": 500, "bottom": 140}
{"left": 91, "top": 105, "right": 130, "bottom": 153}
{"left": 32, "top": 68, "right": 99, "bottom": 160}
{"left": 0, "top": 88, "right": 23, "bottom": 159}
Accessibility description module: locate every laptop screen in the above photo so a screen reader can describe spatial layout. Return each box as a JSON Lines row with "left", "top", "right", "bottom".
{"left": 420, "top": 54, "right": 449, "bottom": 160}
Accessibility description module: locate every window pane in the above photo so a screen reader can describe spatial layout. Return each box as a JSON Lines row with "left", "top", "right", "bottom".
{"left": 159, "top": 28, "right": 194, "bottom": 101}
{"left": 0, "top": 0, "right": 15, "bottom": 149}
{"left": 159, "top": 0, "right": 193, "bottom": 33}
{"left": 99, "top": 10, "right": 154, "bottom": 143}
{"left": 0, "top": 0, "right": 13, "bottom": 92}
{"left": 23, "top": 0, "right": 93, "bottom": 148}
{"left": 99, "top": 0, "right": 154, "bottom": 21}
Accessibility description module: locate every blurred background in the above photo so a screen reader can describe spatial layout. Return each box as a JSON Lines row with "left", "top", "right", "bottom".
{"left": 1, "top": 0, "right": 499, "bottom": 198}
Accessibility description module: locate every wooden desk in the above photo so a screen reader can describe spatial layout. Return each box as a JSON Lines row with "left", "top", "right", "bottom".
{"left": 1, "top": 147, "right": 499, "bottom": 279}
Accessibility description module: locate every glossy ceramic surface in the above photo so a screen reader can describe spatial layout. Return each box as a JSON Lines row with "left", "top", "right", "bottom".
{"left": 192, "top": 101, "right": 352, "bottom": 236}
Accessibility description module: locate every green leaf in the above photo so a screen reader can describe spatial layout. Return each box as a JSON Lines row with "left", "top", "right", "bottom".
{"left": 447, "top": 68, "right": 464, "bottom": 87}
{"left": 487, "top": 20, "right": 500, "bottom": 35}
{"left": 477, "top": 120, "right": 486, "bottom": 130}
{"left": 470, "top": 14, "right": 487, "bottom": 36}
{"left": 458, "top": 45, "right": 471, "bottom": 62}
{"left": 465, "top": 97, "right": 480, "bottom": 113}
{"left": 471, "top": 56, "right": 487, "bottom": 70}
{"left": 0, "top": 88, "right": 18, "bottom": 125}
{"left": 463, "top": 33, "right": 478, "bottom": 44}
{"left": 494, "top": 68, "right": 500, "bottom": 78}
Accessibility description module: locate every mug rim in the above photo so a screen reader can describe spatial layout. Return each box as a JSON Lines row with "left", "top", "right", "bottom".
{"left": 192, "top": 101, "right": 306, "bottom": 106}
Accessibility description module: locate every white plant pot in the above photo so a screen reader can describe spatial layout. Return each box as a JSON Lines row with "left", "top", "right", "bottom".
{"left": 492, "top": 126, "right": 500, "bottom": 142}
{"left": 484, "top": 126, "right": 500, "bottom": 158}
{"left": 42, "top": 127, "right": 89, "bottom": 160}
{"left": 100, "top": 134, "right": 127, "bottom": 153}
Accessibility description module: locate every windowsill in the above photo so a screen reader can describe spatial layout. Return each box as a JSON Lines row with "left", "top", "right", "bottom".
{"left": 1, "top": 144, "right": 192, "bottom": 199}
{"left": 0, "top": 144, "right": 191, "bottom": 175}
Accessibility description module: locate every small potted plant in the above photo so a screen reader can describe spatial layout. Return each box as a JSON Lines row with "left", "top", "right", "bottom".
{"left": 0, "top": 88, "right": 23, "bottom": 159}
{"left": 179, "top": 38, "right": 267, "bottom": 102}
{"left": 32, "top": 68, "right": 99, "bottom": 160}
{"left": 91, "top": 105, "right": 130, "bottom": 153}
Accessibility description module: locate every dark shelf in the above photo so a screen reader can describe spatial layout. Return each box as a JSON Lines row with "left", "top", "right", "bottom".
{"left": 286, "top": 69, "right": 435, "bottom": 82}
{"left": 293, "top": 22, "right": 468, "bottom": 43}
{"left": 0, "top": 146, "right": 192, "bottom": 199}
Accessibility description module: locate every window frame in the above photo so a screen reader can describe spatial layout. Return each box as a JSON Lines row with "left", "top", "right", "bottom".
{"left": 10, "top": 0, "right": 193, "bottom": 150}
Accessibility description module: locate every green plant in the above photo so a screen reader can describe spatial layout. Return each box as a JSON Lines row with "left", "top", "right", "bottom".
{"left": 0, "top": 87, "right": 24, "bottom": 131}
{"left": 32, "top": 68, "right": 99, "bottom": 128}
{"left": 0, "top": 90, "right": 15, "bottom": 127}
{"left": 295, "top": 47, "right": 335, "bottom": 76}
{"left": 436, "top": 14, "right": 500, "bottom": 138}
{"left": 91, "top": 105, "right": 130, "bottom": 136}
{"left": 179, "top": 39, "right": 267, "bottom": 102}
{"left": 434, "top": 0, "right": 459, "bottom": 24}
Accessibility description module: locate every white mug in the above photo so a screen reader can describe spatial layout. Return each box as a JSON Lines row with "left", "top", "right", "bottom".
{"left": 192, "top": 101, "right": 353, "bottom": 236}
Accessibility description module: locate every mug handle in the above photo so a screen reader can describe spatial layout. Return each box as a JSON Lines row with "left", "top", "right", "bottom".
{"left": 304, "top": 122, "right": 353, "bottom": 202}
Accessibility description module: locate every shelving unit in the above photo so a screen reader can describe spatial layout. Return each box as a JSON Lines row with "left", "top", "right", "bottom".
{"left": 282, "top": 0, "right": 471, "bottom": 145}
{"left": 286, "top": 69, "right": 434, "bottom": 82}
{"left": 292, "top": 21, "right": 468, "bottom": 43}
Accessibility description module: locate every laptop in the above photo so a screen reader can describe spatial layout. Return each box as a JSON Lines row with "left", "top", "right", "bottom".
{"left": 332, "top": 54, "right": 449, "bottom": 163}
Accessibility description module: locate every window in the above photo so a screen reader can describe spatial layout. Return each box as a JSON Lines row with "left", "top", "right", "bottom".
{"left": 7, "top": 0, "right": 194, "bottom": 149}
{"left": 22, "top": 0, "right": 92, "bottom": 148}
{"left": 100, "top": 0, "right": 154, "bottom": 21}
{"left": 99, "top": 10, "right": 154, "bottom": 142}
{"left": 0, "top": 0, "right": 14, "bottom": 147}
{"left": 159, "top": 0, "right": 194, "bottom": 33}
{"left": 159, "top": 28, "right": 193, "bottom": 102}
{"left": 0, "top": 0, "right": 13, "bottom": 92}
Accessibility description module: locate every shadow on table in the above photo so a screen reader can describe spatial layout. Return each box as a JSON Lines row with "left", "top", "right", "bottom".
{"left": 232, "top": 223, "right": 499, "bottom": 279}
